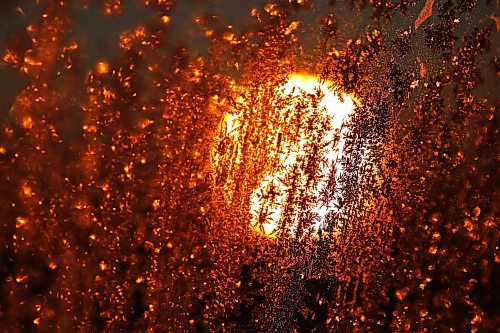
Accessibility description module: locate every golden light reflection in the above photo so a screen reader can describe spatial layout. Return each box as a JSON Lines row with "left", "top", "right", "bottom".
{"left": 96, "top": 61, "right": 110, "bottom": 74}
{"left": 213, "top": 74, "right": 360, "bottom": 239}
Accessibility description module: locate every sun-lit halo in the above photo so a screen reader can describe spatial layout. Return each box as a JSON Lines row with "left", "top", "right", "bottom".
{"left": 213, "top": 73, "right": 360, "bottom": 238}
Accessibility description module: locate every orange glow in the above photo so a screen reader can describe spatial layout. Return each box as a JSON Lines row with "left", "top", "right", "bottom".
{"left": 96, "top": 61, "right": 110, "bottom": 74}
{"left": 0, "top": 2, "right": 495, "bottom": 331}
{"left": 161, "top": 15, "right": 171, "bottom": 24}
{"left": 15, "top": 217, "right": 28, "bottom": 229}
{"left": 212, "top": 74, "right": 360, "bottom": 239}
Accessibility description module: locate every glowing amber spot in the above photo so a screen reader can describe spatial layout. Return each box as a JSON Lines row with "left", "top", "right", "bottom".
{"left": 15, "top": 216, "right": 28, "bottom": 228}
{"left": 99, "top": 261, "right": 108, "bottom": 271}
{"left": 96, "top": 61, "right": 110, "bottom": 74}
{"left": 161, "top": 15, "right": 171, "bottom": 24}
{"left": 21, "top": 184, "right": 34, "bottom": 197}
{"left": 213, "top": 73, "right": 360, "bottom": 239}
{"left": 22, "top": 116, "right": 33, "bottom": 129}
{"left": 284, "top": 21, "right": 300, "bottom": 35}
{"left": 152, "top": 199, "right": 161, "bottom": 210}
{"left": 15, "top": 275, "right": 28, "bottom": 283}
